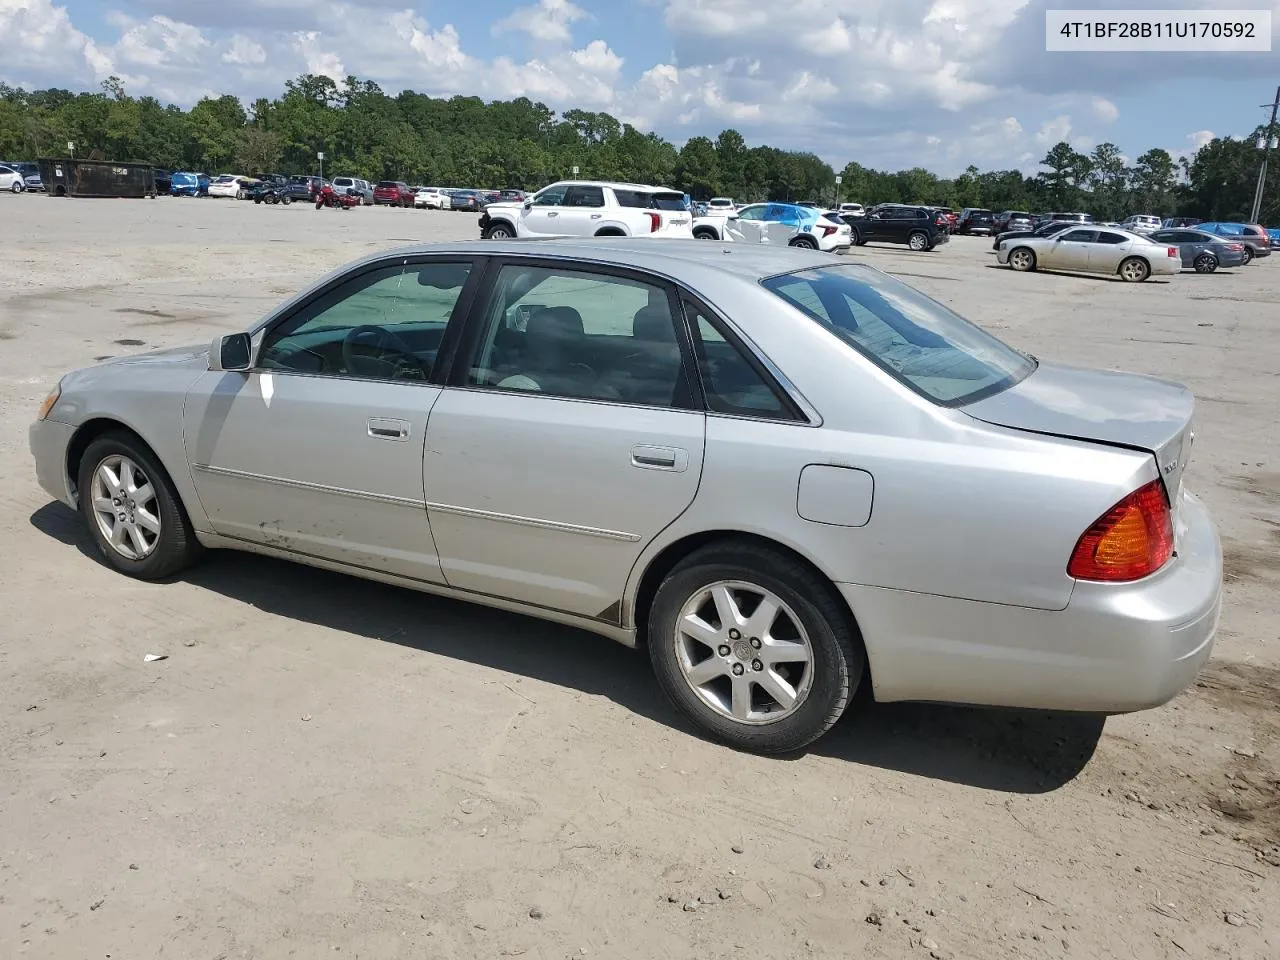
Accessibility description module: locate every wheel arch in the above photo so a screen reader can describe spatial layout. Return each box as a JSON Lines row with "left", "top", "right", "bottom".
{"left": 1117, "top": 254, "right": 1151, "bottom": 276}
{"left": 594, "top": 226, "right": 627, "bottom": 237}
{"left": 629, "top": 529, "right": 868, "bottom": 686}
{"left": 66, "top": 418, "right": 158, "bottom": 501}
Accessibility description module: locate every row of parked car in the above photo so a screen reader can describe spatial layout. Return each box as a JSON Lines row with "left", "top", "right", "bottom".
{"left": 0, "top": 161, "right": 43, "bottom": 192}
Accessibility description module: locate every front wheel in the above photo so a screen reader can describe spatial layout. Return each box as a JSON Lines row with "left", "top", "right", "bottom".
{"left": 483, "top": 223, "right": 514, "bottom": 240}
{"left": 10, "top": 181, "right": 23, "bottom": 193}
{"left": 850, "top": 230, "right": 865, "bottom": 246}
{"left": 908, "top": 231, "right": 929, "bottom": 251}
{"left": 1193, "top": 253, "right": 1218, "bottom": 274}
{"left": 1118, "top": 257, "right": 1150, "bottom": 283}
{"left": 77, "top": 433, "right": 201, "bottom": 580}
{"left": 1008, "top": 247, "right": 1036, "bottom": 272}
{"left": 281, "top": 194, "right": 292, "bottom": 205}
{"left": 648, "top": 541, "right": 863, "bottom": 754}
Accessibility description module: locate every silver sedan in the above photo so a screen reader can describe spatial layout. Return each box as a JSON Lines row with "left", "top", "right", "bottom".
{"left": 998, "top": 226, "right": 1182, "bottom": 281}
{"left": 29, "top": 240, "right": 1222, "bottom": 753}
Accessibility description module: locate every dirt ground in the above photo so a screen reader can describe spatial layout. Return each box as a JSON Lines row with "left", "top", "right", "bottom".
{"left": 0, "top": 194, "right": 1276, "bottom": 960}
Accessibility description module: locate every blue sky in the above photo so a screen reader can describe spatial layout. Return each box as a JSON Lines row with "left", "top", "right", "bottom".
{"left": 2, "top": 0, "right": 1277, "bottom": 174}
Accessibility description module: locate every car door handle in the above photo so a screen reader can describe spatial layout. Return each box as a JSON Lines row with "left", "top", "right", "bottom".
{"left": 590, "top": 213, "right": 602, "bottom": 219}
{"left": 546, "top": 211, "right": 559, "bottom": 217}
{"left": 368, "top": 418, "right": 410, "bottom": 441}
{"left": 631, "top": 445, "right": 688, "bottom": 472}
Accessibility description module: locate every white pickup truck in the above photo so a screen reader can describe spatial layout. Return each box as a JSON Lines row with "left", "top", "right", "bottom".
{"left": 478, "top": 180, "right": 694, "bottom": 240}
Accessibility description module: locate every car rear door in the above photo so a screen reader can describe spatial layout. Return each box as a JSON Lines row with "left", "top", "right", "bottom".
{"left": 423, "top": 257, "right": 706, "bottom": 620}
{"left": 182, "top": 256, "right": 480, "bottom": 582}
{"left": 1086, "top": 230, "right": 1130, "bottom": 272}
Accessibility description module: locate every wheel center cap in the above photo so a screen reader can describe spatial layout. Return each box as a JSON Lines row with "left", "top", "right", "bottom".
{"left": 733, "top": 640, "right": 753, "bottom": 661}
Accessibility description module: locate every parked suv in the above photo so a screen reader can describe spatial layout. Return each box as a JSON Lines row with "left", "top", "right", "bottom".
{"left": 282, "top": 176, "right": 325, "bottom": 201}
{"left": 693, "top": 203, "right": 851, "bottom": 252}
{"left": 1196, "top": 222, "right": 1271, "bottom": 263}
{"left": 956, "top": 208, "right": 997, "bottom": 235}
{"left": 331, "top": 177, "right": 373, "bottom": 204}
{"left": 478, "top": 181, "right": 695, "bottom": 240}
{"left": 849, "top": 204, "right": 950, "bottom": 251}
{"left": 373, "top": 181, "right": 414, "bottom": 207}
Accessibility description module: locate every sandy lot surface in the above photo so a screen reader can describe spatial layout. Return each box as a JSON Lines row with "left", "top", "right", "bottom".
{"left": 1, "top": 195, "right": 1276, "bottom": 959}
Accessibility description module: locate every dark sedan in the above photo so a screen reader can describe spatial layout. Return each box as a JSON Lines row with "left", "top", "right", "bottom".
{"left": 449, "top": 190, "right": 484, "bottom": 213}
{"left": 992, "top": 219, "right": 1079, "bottom": 251}
{"left": 1149, "top": 228, "right": 1247, "bottom": 272}
{"left": 957, "top": 208, "right": 996, "bottom": 235}
{"left": 282, "top": 176, "right": 326, "bottom": 201}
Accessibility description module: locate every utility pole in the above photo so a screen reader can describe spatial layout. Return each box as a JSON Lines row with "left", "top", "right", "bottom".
{"left": 1248, "top": 85, "right": 1279, "bottom": 225}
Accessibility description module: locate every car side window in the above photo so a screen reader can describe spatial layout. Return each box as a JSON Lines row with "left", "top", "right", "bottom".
{"left": 1149, "top": 231, "right": 1173, "bottom": 242}
{"left": 1095, "top": 232, "right": 1126, "bottom": 244}
{"left": 532, "top": 186, "right": 568, "bottom": 207}
{"left": 258, "top": 261, "right": 472, "bottom": 382}
{"left": 563, "top": 185, "right": 605, "bottom": 207}
{"left": 465, "top": 264, "right": 695, "bottom": 408}
{"left": 736, "top": 206, "right": 765, "bottom": 221}
{"left": 1060, "top": 229, "right": 1097, "bottom": 242}
{"left": 686, "top": 303, "right": 794, "bottom": 420}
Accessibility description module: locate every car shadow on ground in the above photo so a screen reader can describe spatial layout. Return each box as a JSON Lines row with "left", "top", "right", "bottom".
{"left": 981, "top": 263, "right": 1174, "bottom": 283}
{"left": 30, "top": 501, "right": 1103, "bottom": 794}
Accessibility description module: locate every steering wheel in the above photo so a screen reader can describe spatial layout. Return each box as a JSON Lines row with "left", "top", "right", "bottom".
{"left": 341, "top": 324, "right": 426, "bottom": 378}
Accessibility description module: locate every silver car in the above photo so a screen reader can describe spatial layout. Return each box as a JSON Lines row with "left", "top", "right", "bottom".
{"left": 29, "top": 240, "right": 1222, "bottom": 753}
{"left": 1148, "top": 228, "right": 1248, "bottom": 272}
{"left": 998, "top": 226, "right": 1182, "bottom": 282}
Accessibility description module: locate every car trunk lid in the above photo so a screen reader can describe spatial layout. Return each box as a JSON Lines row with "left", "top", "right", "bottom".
{"left": 962, "top": 361, "right": 1195, "bottom": 505}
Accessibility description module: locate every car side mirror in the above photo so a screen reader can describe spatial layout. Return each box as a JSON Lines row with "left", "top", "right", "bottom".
{"left": 523, "top": 201, "right": 533, "bottom": 210}
{"left": 209, "top": 333, "right": 253, "bottom": 372}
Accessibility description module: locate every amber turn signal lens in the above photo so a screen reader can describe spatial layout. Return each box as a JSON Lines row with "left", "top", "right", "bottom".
{"left": 1067, "top": 479, "right": 1174, "bottom": 582}
{"left": 36, "top": 384, "right": 61, "bottom": 421}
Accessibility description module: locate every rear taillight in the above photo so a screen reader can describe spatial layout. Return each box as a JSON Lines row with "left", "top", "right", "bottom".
{"left": 1226, "top": 243, "right": 1243, "bottom": 251}
{"left": 646, "top": 212, "right": 661, "bottom": 233}
{"left": 822, "top": 225, "right": 836, "bottom": 237}
{"left": 1167, "top": 246, "right": 1178, "bottom": 258}
{"left": 1067, "top": 479, "right": 1173, "bottom": 582}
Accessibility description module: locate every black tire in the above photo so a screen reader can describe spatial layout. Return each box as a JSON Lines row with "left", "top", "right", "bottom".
{"left": 851, "top": 229, "right": 865, "bottom": 246}
{"left": 693, "top": 228, "right": 719, "bottom": 240}
{"left": 1008, "top": 247, "right": 1037, "bottom": 272}
{"left": 282, "top": 194, "right": 292, "bottom": 205}
{"left": 1193, "top": 253, "right": 1217, "bottom": 274}
{"left": 1241, "top": 246, "right": 1253, "bottom": 265}
{"left": 647, "top": 540, "right": 864, "bottom": 754}
{"left": 1118, "top": 256, "right": 1150, "bottom": 283}
{"left": 790, "top": 236, "right": 818, "bottom": 250}
{"left": 907, "top": 231, "right": 929, "bottom": 251}
{"left": 483, "top": 222, "right": 515, "bottom": 240}
{"left": 77, "top": 432, "right": 202, "bottom": 580}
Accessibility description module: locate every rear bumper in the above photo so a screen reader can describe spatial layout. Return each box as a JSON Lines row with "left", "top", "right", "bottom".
{"left": 841, "top": 489, "right": 1221, "bottom": 713}
{"left": 1249, "top": 244, "right": 1271, "bottom": 258}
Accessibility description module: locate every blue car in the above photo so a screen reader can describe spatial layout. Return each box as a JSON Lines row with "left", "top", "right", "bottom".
{"left": 170, "top": 171, "right": 209, "bottom": 197}
{"left": 1196, "top": 222, "right": 1271, "bottom": 263}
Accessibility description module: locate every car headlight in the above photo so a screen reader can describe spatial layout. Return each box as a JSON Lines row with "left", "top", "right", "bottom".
{"left": 36, "top": 381, "right": 62, "bottom": 421}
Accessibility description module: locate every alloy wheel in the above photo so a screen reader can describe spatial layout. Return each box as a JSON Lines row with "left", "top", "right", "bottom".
{"left": 673, "top": 580, "right": 815, "bottom": 725}
{"left": 89, "top": 454, "right": 162, "bottom": 560}
{"left": 1120, "top": 258, "right": 1149, "bottom": 282}
{"left": 909, "top": 232, "right": 927, "bottom": 251}
{"left": 1009, "top": 249, "right": 1034, "bottom": 271}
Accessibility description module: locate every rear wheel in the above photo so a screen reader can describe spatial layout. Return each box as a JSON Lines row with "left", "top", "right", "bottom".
{"left": 1241, "top": 246, "right": 1253, "bottom": 265}
{"left": 791, "top": 235, "right": 818, "bottom": 250}
{"left": 693, "top": 228, "right": 719, "bottom": 240}
{"left": 77, "top": 433, "right": 201, "bottom": 580}
{"left": 648, "top": 541, "right": 863, "bottom": 753}
{"left": 1193, "top": 253, "right": 1218, "bottom": 274}
{"left": 908, "top": 231, "right": 929, "bottom": 251}
{"left": 1118, "top": 257, "right": 1150, "bottom": 283}
{"left": 1008, "top": 247, "right": 1036, "bottom": 272}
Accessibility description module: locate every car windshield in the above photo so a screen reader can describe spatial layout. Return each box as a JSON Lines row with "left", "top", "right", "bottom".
{"left": 761, "top": 264, "right": 1036, "bottom": 406}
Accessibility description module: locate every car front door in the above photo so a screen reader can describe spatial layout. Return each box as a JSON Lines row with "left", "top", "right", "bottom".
{"left": 725, "top": 204, "right": 766, "bottom": 243}
{"left": 860, "top": 207, "right": 892, "bottom": 241}
{"left": 182, "top": 257, "right": 479, "bottom": 582}
{"left": 1042, "top": 229, "right": 1097, "bottom": 269}
{"left": 557, "top": 184, "right": 607, "bottom": 236}
{"left": 518, "top": 184, "right": 571, "bottom": 237}
{"left": 423, "top": 259, "right": 706, "bottom": 620}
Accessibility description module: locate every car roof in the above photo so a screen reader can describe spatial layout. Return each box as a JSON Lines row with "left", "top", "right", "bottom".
{"left": 332, "top": 237, "right": 861, "bottom": 286}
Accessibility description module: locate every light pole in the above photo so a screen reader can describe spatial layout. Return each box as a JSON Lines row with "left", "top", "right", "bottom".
{"left": 834, "top": 174, "right": 842, "bottom": 209}
{"left": 1249, "top": 86, "right": 1279, "bottom": 225}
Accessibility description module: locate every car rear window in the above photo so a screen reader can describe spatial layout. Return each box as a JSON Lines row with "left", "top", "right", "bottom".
{"left": 615, "top": 189, "right": 687, "bottom": 210}
{"left": 377, "top": 181, "right": 397, "bottom": 189}
{"left": 761, "top": 264, "right": 1035, "bottom": 406}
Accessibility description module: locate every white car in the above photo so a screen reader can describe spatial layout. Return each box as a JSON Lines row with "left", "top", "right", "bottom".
{"left": 706, "top": 197, "right": 736, "bottom": 216}
{"left": 0, "top": 164, "right": 26, "bottom": 193}
{"left": 839, "top": 202, "right": 865, "bottom": 217}
{"left": 693, "top": 202, "right": 852, "bottom": 253}
{"left": 414, "top": 187, "right": 452, "bottom": 210}
{"left": 208, "top": 175, "right": 252, "bottom": 199}
{"left": 998, "top": 226, "right": 1181, "bottom": 282}
{"left": 330, "top": 177, "right": 373, "bottom": 204}
{"left": 1121, "top": 214, "right": 1162, "bottom": 235}
{"left": 479, "top": 181, "right": 694, "bottom": 240}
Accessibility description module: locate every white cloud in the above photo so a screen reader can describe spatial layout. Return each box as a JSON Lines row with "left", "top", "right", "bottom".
{"left": 293, "top": 30, "right": 344, "bottom": 83}
{"left": 1091, "top": 97, "right": 1119, "bottom": 123}
{"left": 493, "top": 0, "right": 588, "bottom": 44}
{"left": 223, "top": 34, "right": 266, "bottom": 65}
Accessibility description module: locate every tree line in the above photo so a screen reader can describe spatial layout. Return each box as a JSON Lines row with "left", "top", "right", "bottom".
{"left": 0, "top": 74, "right": 1274, "bottom": 223}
